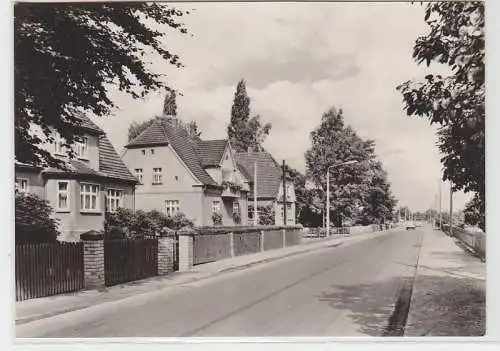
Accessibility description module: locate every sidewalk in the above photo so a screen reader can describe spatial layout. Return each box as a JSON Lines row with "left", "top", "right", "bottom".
{"left": 405, "top": 228, "right": 486, "bottom": 336}
{"left": 16, "top": 228, "right": 397, "bottom": 325}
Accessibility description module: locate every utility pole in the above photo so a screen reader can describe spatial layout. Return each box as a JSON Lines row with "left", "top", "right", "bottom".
{"left": 449, "top": 182, "right": 453, "bottom": 236}
{"left": 253, "top": 162, "right": 258, "bottom": 226}
{"left": 282, "top": 160, "right": 287, "bottom": 226}
{"left": 439, "top": 180, "right": 443, "bottom": 230}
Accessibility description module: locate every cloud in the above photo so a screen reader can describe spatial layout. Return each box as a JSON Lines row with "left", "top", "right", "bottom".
{"left": 202, "top": 52, "right": 360, "bottom": 89}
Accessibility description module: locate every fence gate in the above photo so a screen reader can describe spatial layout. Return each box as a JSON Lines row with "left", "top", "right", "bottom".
{"left": 15, "top": 242, "right": 84, "bottom": 301}
{"left": 104, "top": 237, "right": 158, "bottom": 287}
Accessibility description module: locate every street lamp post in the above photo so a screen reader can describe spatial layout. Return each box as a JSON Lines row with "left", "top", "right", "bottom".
{"left": 326, "top": 160, "right": 358, "bottom": 237}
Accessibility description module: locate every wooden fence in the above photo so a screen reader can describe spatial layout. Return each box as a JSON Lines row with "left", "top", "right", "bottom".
{"left": 104, "top": 238, "right": 158, "bottom": 287}
{"left": 15, "top": 242, "right": 84, "bottom": 301}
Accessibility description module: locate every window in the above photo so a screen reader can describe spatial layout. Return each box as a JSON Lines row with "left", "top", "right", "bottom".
{"left": 233, "top": 201, "right": 240, "bottom": 213}
{"left": 142, "top": 149, "right": 146, "bottom": 155}
{"left": 75, "top": 136, "right": 89, "bottom": 159}
{"left": 80, "top": 183, "right": 100, "bottom": 212}
{"left": 165, "top": 200, "right": 180, "bottom": 216}
{"left": 280, "top": 203, "right": 293, "bottom": 220}
{"left": 56, "top": 181, "right": 70, "bottom": 211}
{"left": 15, "top": 178, "right": 29, "bottom": 193}
{"left": 153, "top": 167, "right": 162, "bottom": 184}
{"left": 107, "top": 189, "right": 122, "bottom": 213}
{"left": 150, "top": 149, "right": 155, "bottom": 154}
{"left": 54, "top": 134, "right": 65, "bottom": 155}
{"left": 212, "top": 200, "right": 221, "bottom": 213}
{"left": 135, "top": 168, "right": 143, "bottom": 184}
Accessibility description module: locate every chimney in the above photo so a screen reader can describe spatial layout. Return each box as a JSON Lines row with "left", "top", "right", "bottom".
{"left": 247, "top": 146, "right": 252, "bottom": 154}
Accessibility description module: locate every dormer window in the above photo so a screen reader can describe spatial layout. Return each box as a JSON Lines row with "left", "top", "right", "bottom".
{"left": 75, "top": 136, "right": 89, "bottom": 160}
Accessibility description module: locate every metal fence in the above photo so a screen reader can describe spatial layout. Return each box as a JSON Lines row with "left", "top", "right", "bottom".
{"left": 15, "top": 242, "right": 84, "bottom": 301}
{"left": 104, "top": 237, "right": 158, "bottom": 287}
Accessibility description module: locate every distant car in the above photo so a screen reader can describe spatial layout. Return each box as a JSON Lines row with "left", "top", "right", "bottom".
{"left": 406, "top": 222, "right": 416, "bottom": 230}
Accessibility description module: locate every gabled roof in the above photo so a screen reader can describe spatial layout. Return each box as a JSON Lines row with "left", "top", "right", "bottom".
{"left": 126, "top": 118, "right": 219, "bottom": 186}
{"left": 125, "top": 118, "right": 168, "bottom": 147}
{"left": 74, "top": 113, "right": 105, "bottom": 135}
{"left": 98, "top": 135, "right": 138, "bottom": 183}
{"left": 235, "top": 151, "right": 282, "bottom": 199}
{"left": 31, "top": 115, "right": 137, "bottom": 183}
{"left": 195, "top": 139, "right": 228, "bottom": 167}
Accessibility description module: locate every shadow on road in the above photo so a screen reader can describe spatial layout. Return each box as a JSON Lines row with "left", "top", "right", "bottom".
{"left": 317, "top": 277, "right": 404, "bottom": 336}
{"left": 317, "top": 274, "right": 485, "bottom": 336}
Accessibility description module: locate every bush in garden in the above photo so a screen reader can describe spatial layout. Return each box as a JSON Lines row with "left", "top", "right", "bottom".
{"left": 15, "top": 193, "right": 60, "bottom": 244}
{"left": 233, "top": 209, "right": 242, "bottom": 224}
{"left": 104, "top": 208, "right": 194, "bottom": 239}
{"left": 258, "top": 205, "right": 275, "bottom": 225}
{"left": 212, "top": 211, "right": 223, "bottom": 226}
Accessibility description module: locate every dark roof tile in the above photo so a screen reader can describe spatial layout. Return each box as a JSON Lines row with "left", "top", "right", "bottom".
{"left": 127, "top": 118, "right": 218, "bottom": 186}
{"left": 235, "top": 151, "right": 282, "bottom": 199}
{"left": 99, "top": 135, "right": 138, "bottom": 183}
{"left": 195, "top": 139, "right": 228, "bottom": 167}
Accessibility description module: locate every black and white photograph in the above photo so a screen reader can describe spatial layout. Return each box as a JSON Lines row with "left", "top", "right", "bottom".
{"left": 12, "top": 0, "right": 486, "bottom": 340}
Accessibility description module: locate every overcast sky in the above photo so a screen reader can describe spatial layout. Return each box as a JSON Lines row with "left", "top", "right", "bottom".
{"left": 91, "top": 2, "right": 473, "bottom": 212}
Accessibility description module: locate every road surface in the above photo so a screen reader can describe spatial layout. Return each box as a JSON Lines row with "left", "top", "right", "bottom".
{"left": 18, "top": 227, "right": 424, "bottom": 337}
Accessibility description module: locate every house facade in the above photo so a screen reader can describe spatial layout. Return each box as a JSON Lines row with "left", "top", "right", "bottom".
{"left": 235, "top": 151, "right": 296, "bottom": 226}
{"left": 15, "top": 116, "right": 138, "bottom": 242}
{"left": 121, "top": 117, "right": 250, "bottom": 227}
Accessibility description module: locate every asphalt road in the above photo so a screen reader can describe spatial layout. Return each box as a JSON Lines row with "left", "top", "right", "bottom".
{"left": 18, "top": 227, "right": 424, "bottom": 338}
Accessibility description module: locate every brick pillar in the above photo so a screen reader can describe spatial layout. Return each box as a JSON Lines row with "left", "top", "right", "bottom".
{"left": 80, "top": 231, "right": 105, "bottom": 289}
{"left": 158, "top": 230, "right": 176, "bottom": 275}
{"left": 178, "top": 229, "right": 194, "bottom": 272}
{"left": 229, "top": 232, "right": 235, "bottom": 258}
{"left": 282, "top": 228, "right": 286, "bottom": 248}
{"left": 260, "top": 230, "right": 265, "bottom": 252}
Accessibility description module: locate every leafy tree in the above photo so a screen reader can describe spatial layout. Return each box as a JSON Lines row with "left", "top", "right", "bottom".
{"left": 284, "top": 165, "right": 322, "bottom": 226}
{"left": 185, "top": 120, "right": 202, "bottom": 139}
{"left": 227, "top": 79, "right": 272, "bottom": 152}
{"left": 163, "top": 90, "right": 177, "bottom": 117}
{"left": 15, "top": 2, "right": 189, "bottom": 168}
{"left": 397, "top": 2, "right": 485, "bottom": 227}
{"left": 128, "top": 116, "right": 203, "bottom": 142}
{"left": 128, "top": 118, "right": 157, "bottom": 142}
{"left": 15, "top": 193, "right": 60, "bottom": 244}
{"left": 463, "top": 193, "right": 485, "bottom": 231}
{"left": 305, "top": 108, "right": 378, "bottom": 227}
{"left": 359, "top": 161, "right": 397, "bottom": 225}
{"left": 128, "top": 90, "right": 202, "bottom": 142}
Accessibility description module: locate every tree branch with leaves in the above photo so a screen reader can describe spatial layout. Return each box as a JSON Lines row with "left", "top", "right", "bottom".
{"left": 15, "top": 2, "right": 189, "bottom": 167}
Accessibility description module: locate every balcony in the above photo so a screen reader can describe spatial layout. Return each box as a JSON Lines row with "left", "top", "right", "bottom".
{"left": 221, "top": 181, "right": 241, "bottom": 198}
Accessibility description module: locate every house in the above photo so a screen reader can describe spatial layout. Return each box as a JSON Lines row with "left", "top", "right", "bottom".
{"left": 15, "top": 116, "right": 138, "bottom": 241}
{"left": 235, "top": 151, "right": 296, "bottom": 226}
{"left": 121, "top": 117, "right": 250, "bottom": 226}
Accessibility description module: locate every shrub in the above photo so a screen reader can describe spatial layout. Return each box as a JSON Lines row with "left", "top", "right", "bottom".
{"left": 104, "top": 208, "right": 194, "bottom": 239}
{"left": 15, "top": 193, "right": 59, "bottom": 244}
{"left": 232, "top": 209, "right": 242, "bottom": 224}
{"left": 258, "top": 205, "right": 275, "bottom": 225}
{"left": 212, "top": 211, "right": 223, "bottom": 226}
